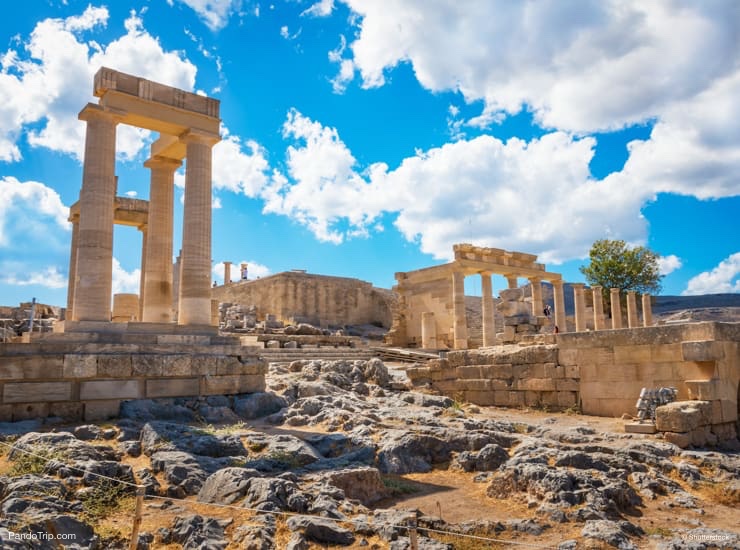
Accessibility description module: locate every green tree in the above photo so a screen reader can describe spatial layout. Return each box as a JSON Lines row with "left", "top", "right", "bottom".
{"left": 579, "top": 239, "right": 662, "bottom": 296}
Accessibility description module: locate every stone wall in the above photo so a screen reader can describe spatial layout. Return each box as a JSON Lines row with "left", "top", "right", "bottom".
{"left": 212, "top": 271, "right": 394, "bottom": 329}
{"left": 0, "top": 336, "right": 266, "bottom": 422}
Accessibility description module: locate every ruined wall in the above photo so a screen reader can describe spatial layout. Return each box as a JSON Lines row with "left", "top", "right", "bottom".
{"left": 400, "top": 278, "right": 454, "bottom": 348}
{"left": 0, "top": 337, "right": 266, "bottom": 422}
{"left": 211, "top": 272, "right": 393, "bottom": 328}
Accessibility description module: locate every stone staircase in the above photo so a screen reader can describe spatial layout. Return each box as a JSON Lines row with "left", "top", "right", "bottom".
{"left": 258, "top": 347, "right": 378, "bottom": 365}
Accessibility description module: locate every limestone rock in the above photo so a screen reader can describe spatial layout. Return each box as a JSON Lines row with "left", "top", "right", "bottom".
{"left": 287, "top": 516, "right": 355, "bottom": 545}
{"left": 655, "top": 401, "right": 712, "bottom": 433}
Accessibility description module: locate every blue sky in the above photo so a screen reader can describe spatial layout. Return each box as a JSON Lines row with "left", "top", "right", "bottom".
{"left": 1, "top": 0, "right": 739, "bottom": 307}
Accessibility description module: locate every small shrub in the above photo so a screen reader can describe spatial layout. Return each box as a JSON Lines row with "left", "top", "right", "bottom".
{"left": 7, "top": 446, "right": 62, "bottom": 476}
{"left": 80, "top": 479, "right": 135, "bottom": 522}
{"left": 381, "top": 476, "right": 419, "bottom": 496}
{"left": 265, "top": 451, "right": 303, "bottom": 469}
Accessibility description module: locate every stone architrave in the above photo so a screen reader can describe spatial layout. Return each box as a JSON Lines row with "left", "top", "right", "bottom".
{"left": 552, "top": 280, "right": 567, "bottom": 332}
{"left": 421, "top": 312, "right": 437, "bottom": 349}
{"left": 142, "top": 156, "right": 181, "bottom": 323}
{"left": 642, "top": 293, "right": 653, "bottom": 327}
{"left": 572, "top": 283, "right": 586, "bottom": 332}
{"left": 610, "top": 288, "right": 622, "bottom": 329}
{"left": 592, "top": 286, "right": 605, "bottom": 330}
{"left": 481, "top": 272, "right": 496, "bottom": 347}
{"left": 73, "top": 105, "right": 122, "bottom": 322}
{"left": 529, "top": 277, "right": 543, "bottom": 317}
{"left": 626, "top": 291, "right": 639, "bottom": 328}
{"left": 452, "top": 271, "right": 468, "bottom": 349}
{"left": 223, "top": 261, "right": 232, "bottom": 285}
{"left": 178, "top": 131, "right": 219, "bottom": 325}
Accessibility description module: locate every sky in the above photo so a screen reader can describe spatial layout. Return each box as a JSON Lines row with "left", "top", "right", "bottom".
{"left": 0, "top": 0, "right": 739, "bottom": 308}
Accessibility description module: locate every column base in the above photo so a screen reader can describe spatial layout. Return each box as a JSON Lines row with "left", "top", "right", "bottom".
{"left": 179, "top": 297, "right": 213, "bottom": 326}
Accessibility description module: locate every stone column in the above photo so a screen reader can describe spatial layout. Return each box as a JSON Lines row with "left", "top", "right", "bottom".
{"left": 572, "top": 283, "right": 586, "bottom": 332}
{"left": 610, "top": 288, "right": 622, "bottom": 329}
{"left": 481, "top": 272, "right": 496, "bottom": 347}
{"left": 452, "top": 271, "right": 468, "bottom": 349}
{"left": 552, "top": 280, "right": 567, "bottom": 332}
{"left": 178, "top": 130, "right": 219, "bottom": 325}
{"left": 73, "top": 105, "right": 121, "bottom": 322}
{"left": 142, "top": 156, "right": 180, "bottom": 323}
{"left": 223, "top": 261, "right": 232, "bottom": 285}
{"left": 642, "top": 293, "right": 653, "bottom": 327}
{"left": 529, "top": 277, "right": 543, "bottom": 317}
{"left": 626, "top": 291, "right": 639, "bottom": 328}
{"left": 506, "top": 275, "right": 518, "bottom": 289}
{"left": 592, "top": 286, "right": 605, "bottom": 330}
{"left": 66, "top": 217, "right": 80, "bottom": 320}
{"left": 421, "top": 312, "right": 437, "bottom": 349}
{"left": 138, "top": 225, "right": 147, "bottom": 321}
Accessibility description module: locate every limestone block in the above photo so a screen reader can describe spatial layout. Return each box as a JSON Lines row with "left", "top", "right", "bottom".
{"left": 12, "top": 402, "right": 49, "bottom": 421}
{"left": 0, "top": 404, "right": 13, "bottom": 421}
{"left": 463, "top": 390, "right": 495, "bottom": 406}
{"left": 157, "top": 335, "right": 211, "bottom": 345}
{"left": 540, "top": 391, "right": 559, "bottom": 408}
{"left": 456, "top": 366, "right": 482, "bottom": 378}
{"left": 51, "top": 402, "right": 84, "bottom": 421}
{"left": 215, "top": 357, "right": 251, "bottom": 376}
{"left": 0, "top": 356, "right": 64, "bottom": 379}
{"left": 97, "top": 355, "right": 133, "bottom": 377}
{"left": 480, "top": 364, "right": 513, "bottom": 379}
{"left": 83, "top": 400, "right": 121, "bottom": 422}
{"left": 544, "top": 363, "right": 563, "bottom": 378}
{"left": 557, "top": 391, "right": 578, "bottom": 409}
{"left": 147, "top": 378, "right": 200, "bottom": 398}
{"left": 64, "top": 354, "right": 98, "bottom": 378}
{"left": 663, "top": 431, "right": 691, "bottom": 449}
{"left": 681, "top": 341, "right": 724, "bottom": 362}
{"left": 518, "top": 378, "right": 556, "bottom": 392}
{"left": 655, "top": 401, "right": 712, "bottom": 433}
{"left": 650, "top": 343, "right": 683, "bottom": 363}
{"left": 577, "top": 347, "right": 615, "bottom": 367}
{"left": 710, "top": 422, "right": 737, "bottom": 442}
{"left": 493, "top": 391, "right": 510, "bottom": 406}
{"left": 161, "top": 355, "right": 191, "bottom": 376}
{"left": 718, "top": 399, "right": 737, "bottom": 423}
{"left": 624, "top": 422, "right": 656, "bottom": 434}
{"left": 564, "top": 365, "right": 580, "bottom": 379}
{"left": 614, "top": 345, "right": 652, "bottom": 364}
{"left": 131, "top": 355, "right": 164, "bottom": 377}
{"left": 203, "top": 374, "right": 265, "bottom": 395}
{"left": 457, "top": 379, "right": 491, "bottom": 391}
{"left": 555, "top": 379, "right": 580, "bottom": 392}
{"left": 490, "top": 379, "right": 512, "bottom": 391}
{"left": 581, "top": 397, "right": 634, "bottom": 417}
{"left": 690, "top": 425, "right": 710, "bottom": 447}
{"left": 512, "top": 365, "right": 529, "bottom": 379}
{"left": 527, "top": 363, "right": 546, "bottom": 378}
{"left": 4, "top": 382, "right": 72, "bottom": 403}
{"left": 557, "top": 348, "right": 578, "bottom": 366}
{"left": 524, "top": 391, "right": 542, "bottom": 406}
{"left": 502, "top": 326, "right": 515, "bottom": 342}
{"left": 508, "top": 391, "right": 525, "bottom": 407}
{"left": 80, "top": 380, "right": 142, "bottom": 400}
{"left": 685, "top": 379, "right": 721, "bottom": 401}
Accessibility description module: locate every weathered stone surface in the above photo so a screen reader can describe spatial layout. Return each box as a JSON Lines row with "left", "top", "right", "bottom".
{"left": 197, "top": 467, "right": 261, "bottom": 504}
{"left": 233, "top": 392, "right": 286, "bottom": 419}
{"left": 655, "top": 401, "right": 712, "bottom": 433}
{"left": 287, "top": 516, "right": 355, "bottom": 545}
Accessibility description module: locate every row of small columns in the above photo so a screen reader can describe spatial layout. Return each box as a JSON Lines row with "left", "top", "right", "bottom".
{"left": 572, "top": 284, "right": 653, "bottom": 331}
{"left": 69, "top": 104, "right": 218, "bottom": 325}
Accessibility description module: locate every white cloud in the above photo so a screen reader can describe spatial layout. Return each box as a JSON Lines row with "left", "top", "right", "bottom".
{"left": 212, "top": 129, "right": 270, "bottom": 197}
{"left": 302, "top": 0, "right": 335, "bottom": 18}
{"left": 267, "top": 110, "right": 651, "bottom": 261}
{"left": 0, "top": 7, "right": 197, "bottom": 162}
{"left": 212, "top": 260, "right": 271, "bottom": 283}
{"left": 124, "top": 190, "right": 138, "bottom": 198}
{"left": 3, "top": 266, "right": 67, "bottom": 289}
{"left": 657, "top": 255, "right": 682, "bottom": 276}
{"left": 0, "top": 177, "right": 69, "bottom": 247}
{"left": 174, "top": 0, "right": 240, "bottom": 31}
{"left": 682, "top": 253, "right": 740, "bottom": 296}
{"left": 111, "top": 257, "right": 141, "bottom": 295}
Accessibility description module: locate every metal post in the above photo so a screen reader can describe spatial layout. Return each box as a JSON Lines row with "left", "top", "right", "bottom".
{"left": 408, "top": 518, "right": 419, "bottom": 550}
{"left": 28, "top": 297, "right": 36, "bottom": 334}
{"left": 129, "top": 486, "right": 145, "bottom": 550}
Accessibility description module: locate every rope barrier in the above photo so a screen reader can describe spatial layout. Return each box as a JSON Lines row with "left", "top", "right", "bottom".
{"left": 0, "top": 438, "right": 563, "bottom": 548}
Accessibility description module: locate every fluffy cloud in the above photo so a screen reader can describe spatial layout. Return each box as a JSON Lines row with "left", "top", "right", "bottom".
{"left": 266, "top": 110, "right": 651, "bottom": 261}
{"left": 170, "top": 0, "right": 240, "bottom": 31}
{"left": 212, "top": 128, "right": 270, "bottom": 197}
{"left": 111, "top": 257, "right": 141, "bottom": 295}
{"left": 2, "top": 266, "right": 67, "bottom": 289}
{"left": 0, "top": 7, "right": 196, "bottom": 162}
{"left": 302, "top": 0, "right": 335, "bottom": 18}
{"left": 0, "top": 177, "right": 69, "bottom": 247}
{"left": 682, "top": 253, "right": 740, "bottom": 296}
{"left": 657, "top": 255, "right": 682, "bottom": 276}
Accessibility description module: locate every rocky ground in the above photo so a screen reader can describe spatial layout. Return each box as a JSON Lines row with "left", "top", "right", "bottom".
{"left": 0, "top": 358, "right": 738, "bottom": 549}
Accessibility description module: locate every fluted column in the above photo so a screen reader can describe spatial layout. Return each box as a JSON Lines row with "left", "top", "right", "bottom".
{"left": 452, "top": 271, "right": 468, "bottom": 349}
{"left": 178, "top": 130, "right": 219, "bottom": 325}
{"left": 592, "top": 285, "right": 605, "bottom": 330}
{"left": 610, "top": 288, "right": 622, "bottom": 329}
{"left": 138, "top": 225, "right": 147, "bottom": 321}
{"left": 573, "top": 283, "right": 586, "bottom": 332}
{"left": 481, "top": 272, "right": 496, "bottom": 347}
{"left": 626, "top": 291, "right": 639, "bottom": 328}
{"left": 552, "top": 280, "right": 566, "bottom": 332}
{"left": 66, "top": 217, "right": 80, "bottom": 320}
{"left": 142, "top": 156, "right": 180, "bottom": 323}
{"left": 530, "top": 277, "right": 543, "bottom": 317}
{"left": 73, "top": 104, "right": 121, "bottom": 321}
{"left": 223, "top": 261, "right": 232, "bottom": 285}
{"left": 642, "top": 293, "right": 653, "bottom": 327}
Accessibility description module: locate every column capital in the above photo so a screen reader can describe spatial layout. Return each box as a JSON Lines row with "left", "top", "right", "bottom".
{"left": 144, "top": 155, "right": 183, "bottom": 170}
{"left": 591, "top": 285, "right": 603, "bottom": 291}
{"left": 571, "top": 282, "right": 586, "bottom": 289}
{"left": 179, "top": 128, "right": 220, "bottom": 147}
{"left": 78, "top": 103, "right": 126, "bottom": 123}
{"left": 550, "top": 279, "right": 564, "bottom": 288}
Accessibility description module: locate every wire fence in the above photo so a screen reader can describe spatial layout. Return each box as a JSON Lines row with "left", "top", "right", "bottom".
{"left": 0, "top": 439, "right": 563, "bottom": 549}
